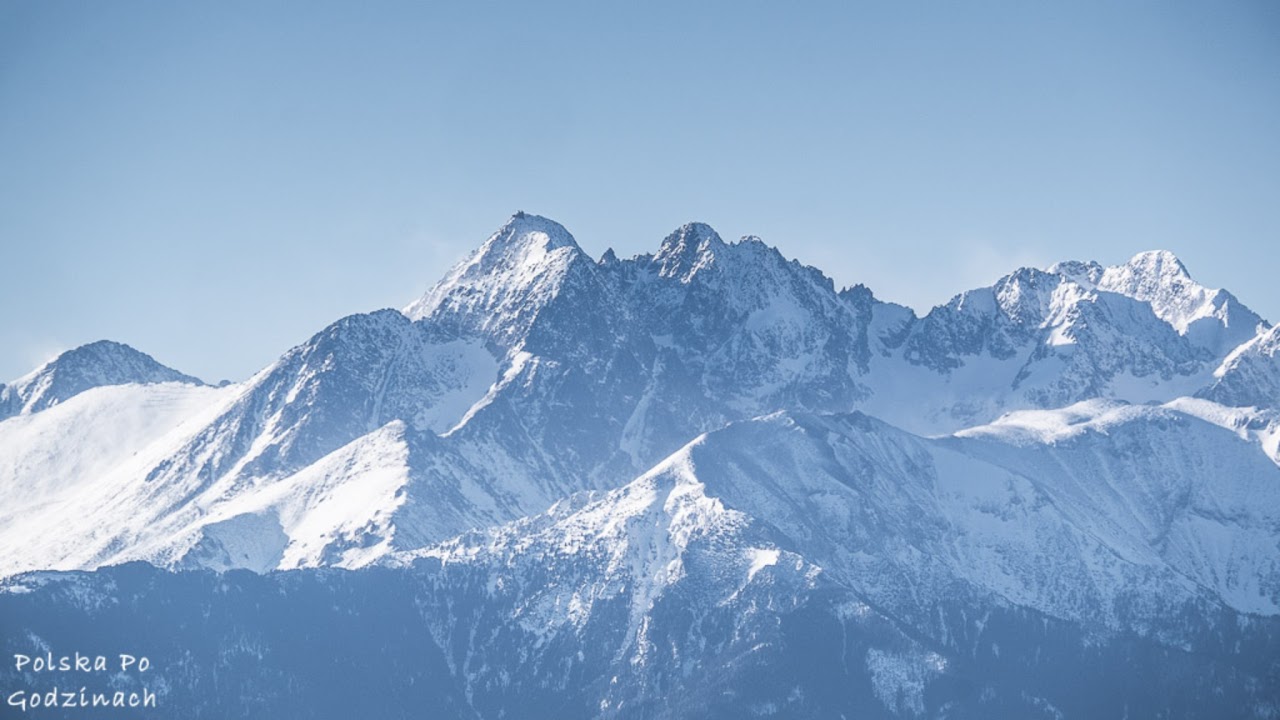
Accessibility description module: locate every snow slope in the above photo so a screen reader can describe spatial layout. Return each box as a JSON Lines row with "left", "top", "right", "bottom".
{"left": 0, "top": 381, "right": 238, "bottom": 576}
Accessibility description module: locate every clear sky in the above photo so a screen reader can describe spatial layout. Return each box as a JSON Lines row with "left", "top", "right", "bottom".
{"left": 2, "top": 1, "right": 1277, "bottom": 383}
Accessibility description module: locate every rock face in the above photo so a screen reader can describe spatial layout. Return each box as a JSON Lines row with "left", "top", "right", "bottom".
{"left": 2, "top": 213, "right": 1278, "bottom": 718}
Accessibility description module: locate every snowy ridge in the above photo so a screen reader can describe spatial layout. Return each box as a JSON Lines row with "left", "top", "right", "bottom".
{"left": 362, "top": 400, "right": 1280, "bottom": 713}
{"left": 384, "top": 450, "right": 960, "bottom": 717}
{"left": 1094, "top": 250, "right": 1265, "bottom": 354}
{"left": 869, "top": 251, "right": 1269, "bottom": 433}
{"left": 1201, "top": 324, "right": 1280, "bottom": 410}
{"left": 0, "top": 312, "right": 509, "bottom": 577}
{"left": 0, "top": 340, "right": 204, "bottom": 419}
{"left": 378, "top": 393, "right": 1280, "bottom": 656}
{"left": 953, "top": 401, "right": 1280, "bottom": 616}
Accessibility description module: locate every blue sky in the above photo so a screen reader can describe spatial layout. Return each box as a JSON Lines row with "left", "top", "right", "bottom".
{"left": 2, "top": 1, "right": 1277, "bottom": 382}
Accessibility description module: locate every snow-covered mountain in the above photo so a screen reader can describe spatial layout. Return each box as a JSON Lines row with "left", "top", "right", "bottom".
{"left": 0, "top": 340, "right": 203, "bottom": 420}
{"left": 2, "top": 213, "right": 1277, "bottom": 718}
{"left": 4, "top": 214, "right": 1274, "bottom": 579}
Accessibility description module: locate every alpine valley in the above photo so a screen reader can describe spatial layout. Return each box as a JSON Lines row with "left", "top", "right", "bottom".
{"left": 2, "top": 214, "right": 1278, "bottom": 718}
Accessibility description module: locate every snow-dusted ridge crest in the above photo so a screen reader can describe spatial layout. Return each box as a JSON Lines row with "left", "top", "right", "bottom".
{"left": 0, "top": 340, "right": 205, "bottom": 420}
{"left": 399, "top": 399, "right": 1280, "bottom": 618}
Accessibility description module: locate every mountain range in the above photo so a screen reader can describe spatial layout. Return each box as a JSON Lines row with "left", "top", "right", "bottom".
{"left": 2, "top": 213, "right": 1277, "bottom": 718}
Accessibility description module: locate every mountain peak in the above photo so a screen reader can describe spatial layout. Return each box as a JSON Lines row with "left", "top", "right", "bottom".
{"left": 1120, "top": 249, "right": 1192, "bottom": 282}
{"left": 654, "top": 222, "right": 725, "bottom": 280}
{"left": 1, "top": 340, "right": 203, "bottom": 418}
{"left": 402, "top": 214, "right": 603, "bottom": 351}
{"left": 1094, "top": 249, "right": 1265, "bottom": 351}
{"left": 18, "top": 340, "right": 201, "bottom": 387}
{"left": 487, "top": 212, "right": 580, "bottom": 254}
